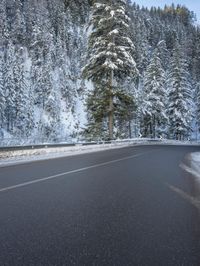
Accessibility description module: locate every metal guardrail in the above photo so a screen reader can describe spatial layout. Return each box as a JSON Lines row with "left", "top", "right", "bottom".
{"left": 0, "top": 141, "right": 114, "bottom": 152}
{"left": 0, "top": 143, "right": 75, "bottom": 152}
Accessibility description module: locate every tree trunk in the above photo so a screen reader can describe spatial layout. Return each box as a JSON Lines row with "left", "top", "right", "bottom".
{"left": 149, "top": 121, "right": 153, "bottom": 138}
{"left": 109, "top": 69, "right": 114, "bottom": 140}
{"left": 153, "top": 115, "right": 156, "bottom": 138}
{"left": 128, "top": 119, "right": 132, "bottom": 139}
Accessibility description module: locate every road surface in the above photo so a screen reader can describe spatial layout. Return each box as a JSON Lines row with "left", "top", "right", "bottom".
{"left": 0, "top": 145, "right": 200, "bottom": 265}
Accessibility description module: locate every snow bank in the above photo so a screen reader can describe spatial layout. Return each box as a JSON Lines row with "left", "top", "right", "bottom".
{"left": 181, "top": 152, "right": 200, "bottom": 201}
{"left": 189, "top": 153, "right": 200, "bottom": 180}
{"left": 0, "top": 138, "right": 160, "bottom": 167}
{"left": 0, "top": 141, "right": 138, "bottom": 167}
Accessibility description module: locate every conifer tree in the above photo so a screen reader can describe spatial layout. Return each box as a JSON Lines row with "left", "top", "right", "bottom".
{"left": 0, "top": 0, "right": 8, "bottom": 46}
{"left": 141, "top": 46, "right": 167, "bottom": 138}
{"left": 114, "top": 87, "right": 136, "bottom": 138}
{"left": 192, "top": 27, "right": 200, "bottom": 82}
{"left": 4, "top": 41, "right": 16, "bottom": 132}
{"left": 12, "top": 0, "right": 26, "bottom": 44}
{"left": 168, "top": 42, "right": 193, "bottom": 140}
{"left": 83, "top": 0, "right": 138, "bottom": 139}
{"left": 0, "top": 52, "right": 5, "bottom": 131}
{"left": 84, "top": 83, "right": 108, "bottom": 140}
{"left": 13, "top": 47, "right": 33, "bottom": 137}
{"left": 196, "top": 83, "right": 200, "bottom": 132}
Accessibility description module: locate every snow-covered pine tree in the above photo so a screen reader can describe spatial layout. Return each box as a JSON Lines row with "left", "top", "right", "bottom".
{"left": 0, "top": 1, "right": 6, "bottom": 133}
{"left": 83, "top": 0, "right": 138, "bottom": 139}
{"left": 157, "top": 40, "right": 170, "bottom": 71}
{"left": 30, "top": 24, "right": 48, "bottom": 115}
{"left": 141, "top": 45, "right": 167, "bottom": 138}
{"left": 4, "top": 41, "right": 16, "bottom": 132}
{"left": 0, "top": 0, "right": 8, "bottom": 47}
{"left": 196, "top": 83, "right": 200, "bottom": 132}
{"left": 13, "top": 47, "right": 33, "bottom": 138}
{"left": 0, "top": 51, "right": 5, "bottom": 131}
{"left": 12, "top": 0, "right": 26, "bottom": 44}
{"left": 43, "top": 90, "right": 61, "bottom": 141}
{"left": 168, "top": 41, "right": 193, "bottom": 140}
{"left": 192, "top": 27, "right": 200, "bottom": 83}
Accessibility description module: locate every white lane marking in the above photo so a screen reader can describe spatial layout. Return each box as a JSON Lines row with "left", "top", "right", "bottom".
{"left": 0, "top": 152, "right": 151, "bottom": 193}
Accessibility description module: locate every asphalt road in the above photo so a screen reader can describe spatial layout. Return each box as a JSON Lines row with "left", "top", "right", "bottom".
{"left": 0, "top": 145, "right": 200, "bottom": 266}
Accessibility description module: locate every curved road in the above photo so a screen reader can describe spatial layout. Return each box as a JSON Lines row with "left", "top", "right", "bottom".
{"left": 0, "top": 145, "right": 200, "bottom": 265}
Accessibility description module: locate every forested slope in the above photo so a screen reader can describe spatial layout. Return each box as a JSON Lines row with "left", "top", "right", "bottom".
{"left": 0, "top": 0, "right": 199, "bottom": 144}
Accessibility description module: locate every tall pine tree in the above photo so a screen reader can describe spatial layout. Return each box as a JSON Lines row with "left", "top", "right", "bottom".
{"left": 196, "top": 83, "right": 200, "bottom": 133}
{"left": 141, "top": 46, "right": 167, "bottom": 138}
{"left": 168, "top": 42, "right": 193, "bottom": 140}
{"left": 83, "top": 0, "right": 138, "bottom": 139}
{"left": 0, "top": 51, "right": 5, "bottom": 132}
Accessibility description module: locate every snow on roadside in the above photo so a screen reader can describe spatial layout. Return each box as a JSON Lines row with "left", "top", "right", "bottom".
{"left": 181, "top": 152, "right": 200, "bottom": 202}
{"left": 0, "top": 142, "right": 135, "bottom": 167}
{"left": 0, "top": 138, "right": 157, "bottom": 167}
{"left": 189, "top": 153, "right": 200, "bottom": 180}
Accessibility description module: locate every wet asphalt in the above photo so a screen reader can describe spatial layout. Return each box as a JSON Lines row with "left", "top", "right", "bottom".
{"left": 0, "top": 145, "right": 200, "bottom": 266}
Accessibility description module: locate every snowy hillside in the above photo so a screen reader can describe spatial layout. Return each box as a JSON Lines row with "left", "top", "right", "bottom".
{"left": 0, "top": 0, "right": 200, "bottom": 145}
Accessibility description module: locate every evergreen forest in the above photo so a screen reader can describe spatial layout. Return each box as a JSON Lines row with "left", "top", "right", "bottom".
{"left": 0, "top": 0, "right": 200, "bottom": 144}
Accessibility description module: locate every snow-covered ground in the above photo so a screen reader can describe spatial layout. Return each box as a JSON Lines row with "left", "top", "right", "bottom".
{"left": 0, "top": 138, "right": 159, "bottom": 167}
{"left": 181, "top": 152, "right": 200, "bottom": 203}
{"left": 189, "top": 153, "right": 200, "bottom": 180}
{"left": 0, "top": 141, "right": 139, "bottom": 167}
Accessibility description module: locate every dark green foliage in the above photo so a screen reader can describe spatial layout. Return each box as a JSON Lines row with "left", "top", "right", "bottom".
{"left": 84, "top": 84, "right": 110, "bottom": 140}
{"left": 196, "top": 83, "right": 200, "bottom": 133}
{"left": 84, "top": 83, "right": 136, "bottom": 140}
{"left": 83, "top": 0, "right": 138, "bottom": 139}
{"left": 140, "top": 46, "right": 167, "bottom": 138}
{"left": 114, "top": 90, "right": 136, "bottom": 138}
{"left": 168, "top": 42, "right": 193, "bottom": 140}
